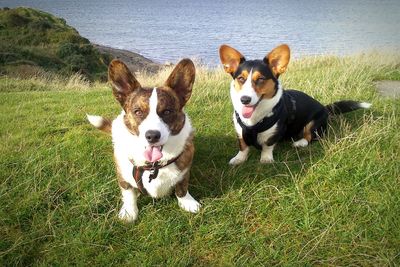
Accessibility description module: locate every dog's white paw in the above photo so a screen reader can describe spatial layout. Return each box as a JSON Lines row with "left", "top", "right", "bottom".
{"left": 177, "top": 193, "right": 201, "bottom": 213}
{"left": 229, "top": 151, "right": 248, "bottom": 165}
{"left": 260, "top": 145, "right": 274, "bottom": 164}
{"left": 229, "top": 156, "right": 246, "bottom": 165}
{"left": 118, "top": 205, "right": 138, "bottom": 222}
{"left": 260, "top": 156, "right": 274, "bottom": 164}
{"left": 293, "top": 138, "right": 309, "bottom": 148}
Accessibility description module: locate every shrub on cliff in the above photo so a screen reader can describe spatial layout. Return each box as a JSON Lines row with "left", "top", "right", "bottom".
{"left": 0, "top": 7, "right": 110, "bottom": 81}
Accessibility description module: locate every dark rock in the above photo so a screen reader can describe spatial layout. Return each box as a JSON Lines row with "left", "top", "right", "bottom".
{"left": 93, "top": 44, "right": 162, "bottom": 74}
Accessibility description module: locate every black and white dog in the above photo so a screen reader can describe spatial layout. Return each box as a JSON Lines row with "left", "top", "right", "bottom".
{"left": 219, "top": 44, "right": 371, "bottom": 164}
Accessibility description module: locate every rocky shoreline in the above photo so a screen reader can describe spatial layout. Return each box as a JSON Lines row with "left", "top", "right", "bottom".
{"left": 93, "top": 44, "right": 162, "bottom": 74}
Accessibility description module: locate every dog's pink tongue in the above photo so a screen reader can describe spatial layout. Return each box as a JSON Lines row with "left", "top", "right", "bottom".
{"left": 242, "top": 105, "right": 255, "bottom": 118}
{"left": 144, "top": 146, "right": 163, "bottom": 162}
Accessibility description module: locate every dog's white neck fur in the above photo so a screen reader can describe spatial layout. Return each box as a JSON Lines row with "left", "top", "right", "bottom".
{"left": 230, "top": 80, "right": 283, "bottom": 126}
{"left": 112, "top": 88, "right": 193, "bottom": 166}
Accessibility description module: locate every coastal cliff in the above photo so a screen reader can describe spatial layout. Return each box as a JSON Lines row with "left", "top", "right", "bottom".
{"left": 0, "top": 7, "right": 160, "bottom": 81}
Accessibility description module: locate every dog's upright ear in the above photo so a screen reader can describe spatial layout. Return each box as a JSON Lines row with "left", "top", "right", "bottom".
{"left": 219, "top": 45, "right": 245, "bottom": 76}
{"left": 108, "top": 59, "right": 141, "bottom": 106}
{"left": 264, "top": 44, "right": 290, "bottom": 77}
{"left": 165, "top": 59, "right": 195, "bottom": 108}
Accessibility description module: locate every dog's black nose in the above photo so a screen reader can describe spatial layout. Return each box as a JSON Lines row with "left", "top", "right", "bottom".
{"left": 145, "top": 130, "right": 161, "bottom": 143}
{"left": 240, "top": 96, "right": 252, "bottom": 105}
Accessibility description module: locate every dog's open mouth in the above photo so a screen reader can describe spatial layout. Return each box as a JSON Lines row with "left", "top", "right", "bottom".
{"left": 144, "top": 145, "right": 163, "bottom": 163}
{"left": 242, "top": 105, "right": 255, "bottom": 118}
{"left": 242, "top": 97, "right": 263, "bottom": 119}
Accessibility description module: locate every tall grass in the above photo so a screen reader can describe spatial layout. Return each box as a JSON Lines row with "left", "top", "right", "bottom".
{"left": 0, "top": 73, "right": 99, "bottom": 92}
{"left": 0, "top": 52, "right": 399, "bottom": 266}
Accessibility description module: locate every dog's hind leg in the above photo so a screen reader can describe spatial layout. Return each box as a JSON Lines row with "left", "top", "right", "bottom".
{"left": 293, "top": 110, "right": 329, "bottom": 147}
{"left": 293, "top": 121, "right": 313, "bottom": 147}
{"left": 309, "top": 109, "right": 329, "bottom": 140}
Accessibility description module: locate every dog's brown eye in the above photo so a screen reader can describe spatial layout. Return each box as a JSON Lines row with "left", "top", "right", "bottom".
{"left": 162, "top": 109, "right": 172, "bottom": 116}
{"left": 134, "top": 109, "right": 143, "bottom": 117}
{"left": 256, "top": 77, "right": 265, "bottom": 83}
{"left": 237, "top": 77, "right": 246, "bottom": 83}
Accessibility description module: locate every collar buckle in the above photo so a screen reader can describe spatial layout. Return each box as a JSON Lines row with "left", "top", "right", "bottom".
{"left": 148, "top": 162, "right": 159, "bottom": 182}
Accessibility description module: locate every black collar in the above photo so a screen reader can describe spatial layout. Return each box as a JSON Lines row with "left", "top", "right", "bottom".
{"left": 129, "top": 153, "right": 182, "bottom": 195}
{"left": 235, "top": 97, "right": 284, "bottom": 150}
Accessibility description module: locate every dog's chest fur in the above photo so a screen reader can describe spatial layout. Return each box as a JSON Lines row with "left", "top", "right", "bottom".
{"left": 112, "top": 112, "right": 192, "bottom": 198}
{"left": 231, "top": 82, "right": 282, "bottom": 146}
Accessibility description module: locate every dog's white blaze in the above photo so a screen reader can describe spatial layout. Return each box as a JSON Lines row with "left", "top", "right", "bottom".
{"left": 240, "top": 69, "right": 259, "bottom": 106}
{"left": 138, "top": 88, "right": 170, "bottom": 146}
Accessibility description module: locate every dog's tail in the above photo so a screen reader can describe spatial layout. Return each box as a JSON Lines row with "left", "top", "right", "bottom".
{"left": 86, "top": 114, "right": 112, "bottom": 134}
{"left": 326, "top": 101, "right": 371, "bottom": 116}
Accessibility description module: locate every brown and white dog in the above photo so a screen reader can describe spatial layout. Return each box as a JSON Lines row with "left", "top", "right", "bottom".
{"left": 87, "top": 59, "right": 201, "bottom": 222}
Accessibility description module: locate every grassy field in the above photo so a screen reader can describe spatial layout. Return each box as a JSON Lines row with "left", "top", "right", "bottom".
{"left": 1, "top": 53, "right": 399, "bottom": 266}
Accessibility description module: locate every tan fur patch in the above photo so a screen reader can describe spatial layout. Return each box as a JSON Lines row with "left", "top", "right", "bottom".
{"left": 303, "top": 121, "right": 314, "bottom": 142}
{"left": 258, "top": 79, "right": 277, "bottom": 99}
{"left": 238, "top": 137, "right": 248, "bottom": 151}
{"left": 234, "top": 70, "right": 249, "bottom": 91}
{"left": 251, "top": 71, "right": 277, "bottom": 99}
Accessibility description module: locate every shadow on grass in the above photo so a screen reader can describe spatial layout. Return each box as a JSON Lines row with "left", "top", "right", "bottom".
{"left": 190, "top": 134, "right": 324, "bottom": 199}
{"left": 189, "top": 110, "right": 371, "bottom": 200}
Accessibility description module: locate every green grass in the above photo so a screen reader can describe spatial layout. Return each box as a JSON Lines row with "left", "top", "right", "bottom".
{"left": 1, "top": 53, "right": 400, "bottom": 266}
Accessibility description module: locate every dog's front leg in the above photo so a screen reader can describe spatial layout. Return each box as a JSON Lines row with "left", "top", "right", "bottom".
{"left": 260, "top": 144, "right": 275, "bottom": 163}
{"left": 175, "top": 171, "right": 201, "bottom": 213}
{"left": 229, "top": 137, "right": 249, "bottom": 165}
{"left": 118, "top": 180, "right": 139, "bottom": 222}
